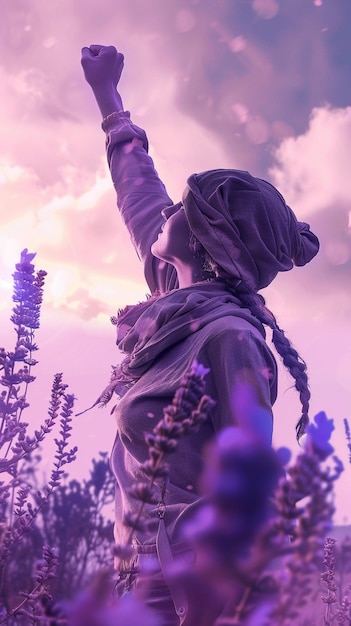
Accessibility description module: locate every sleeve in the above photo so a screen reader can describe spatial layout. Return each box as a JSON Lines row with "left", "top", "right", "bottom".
{"left": 102, "top": 110, "right": 178, "bottom": 294}
{"left": 202, "top": 328, "right": 278, "bottom": 445}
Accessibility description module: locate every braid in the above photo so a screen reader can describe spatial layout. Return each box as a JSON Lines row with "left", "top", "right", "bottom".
{"left": 223, "top": 277, "right": 310, "bottom": 442}
{"left": 188, "top": 234, "right": 310, "bottom": 441}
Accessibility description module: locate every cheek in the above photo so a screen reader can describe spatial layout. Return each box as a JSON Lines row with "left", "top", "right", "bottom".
{"left": 151, "top": 211, "right": 191, "bottom": 260}
{"left": 167, "top": 219, "right": 187, "bottom": 248}
{"left": 151, "top": 227, "right": 169, "bottom": 256}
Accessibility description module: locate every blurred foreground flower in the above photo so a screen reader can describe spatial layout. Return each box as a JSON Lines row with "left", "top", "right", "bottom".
{"left": 182, "top": 425, "right": 283, "bottom": 624}
{"left": 305, "top": 411, "right": 335, "bottom": 461}
{"left": 56, "top": 404, "right": 347, "bottom": 626}
{"left": 63, "top": 570, "right": 161, "bottom": 626}
{"left": 177, "top": 411, "right": 343, "bottom": 625}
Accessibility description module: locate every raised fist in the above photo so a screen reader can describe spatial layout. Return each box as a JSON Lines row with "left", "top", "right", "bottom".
{"left": 81, "top": 45, "right": 124, "bottom": 89}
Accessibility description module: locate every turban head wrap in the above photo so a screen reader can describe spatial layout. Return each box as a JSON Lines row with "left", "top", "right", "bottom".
{"left": 183, "top": 169, "right": 319, "bottom": 291}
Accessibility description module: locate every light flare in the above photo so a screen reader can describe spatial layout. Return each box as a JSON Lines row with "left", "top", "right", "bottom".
{"left": 252, "top": 0, "right": 279, "bottom": 19}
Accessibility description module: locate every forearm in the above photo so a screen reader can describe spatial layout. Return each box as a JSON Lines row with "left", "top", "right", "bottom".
{"left": 81, "top": 44, "right": 177, "bottom": 293}
{"left": 91, "top": 83, "right": 123, "bottom": 119}
{"left": 103, "top": 112, "right": 177, "bottom": 294}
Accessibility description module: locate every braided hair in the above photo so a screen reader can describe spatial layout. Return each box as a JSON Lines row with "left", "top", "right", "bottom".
{"left": 189, "top": 232, "right": 310, "bottom": 442}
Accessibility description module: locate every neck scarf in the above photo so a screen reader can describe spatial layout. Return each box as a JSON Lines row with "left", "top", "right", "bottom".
{"left": 81, "top": 282, "right": 265, "bottom": 413}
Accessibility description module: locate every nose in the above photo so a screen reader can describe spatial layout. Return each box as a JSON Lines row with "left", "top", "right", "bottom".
{"left": 161, "top": 202, "right": 183, "bottom": 219}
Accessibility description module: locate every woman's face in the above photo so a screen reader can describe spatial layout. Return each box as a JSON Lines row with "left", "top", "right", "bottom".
{"left": 151, "top": 201, "right": 193, "bottom": 264}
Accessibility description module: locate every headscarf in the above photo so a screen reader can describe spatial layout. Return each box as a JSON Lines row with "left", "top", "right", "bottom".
{"left": 183, "top": 169, "right": 319, "bottom": 291}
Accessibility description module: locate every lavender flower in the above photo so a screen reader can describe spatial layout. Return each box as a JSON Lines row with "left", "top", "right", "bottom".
{"left": 182, "top": 426, "right": 283, "bottom": 624}
{"left": 48, "top": 392, "right": 77, "bottom": 492}
{"left": 1, "top": 249, "right": 47, "bottom": 452}
{"left": 2, "top": 374, "right": 72, "bottom": 473}
{"left": 321, "top": 537, "right": 338, "bottom": 621}
{"left": 0, "top": 546, "right": 59, "bottom": 625}
{"left": 64, "top": 570, "right": 161, "bottom": 626}
{"left": 305, "top": 411, "right": 335, "bottom": 461}
{"left": 0, "top": 380, "right": 77, "bottom": 577}
{"left": 0, "top": 251, "right": 79, "bottom": 625}
{"left": 115, "top": 360, "right": 214, "bottom": 562}
{"left": 335, "top": 590, "right": 351, "bottom": 624}
{"left": 317, "top": 535, "right": 351, "bottom": 625}
{"left": 10, "top": 249, "right": 46, "bottom": 333}
{"left": 174, "top": 411, "right": 345, "bottom": 625}
{"left": 344, "top": 418, "right": 351, "bottom": 465}
{"left": 268, "top": 414, "right": 343, "bottom": 625}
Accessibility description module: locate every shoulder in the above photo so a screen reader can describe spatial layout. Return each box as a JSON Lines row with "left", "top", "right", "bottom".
{"left": 201, "top": 316, "right": 277, "bottom": 370}
{"left": 201, "top": 315, "right": 266, "bottom": 344}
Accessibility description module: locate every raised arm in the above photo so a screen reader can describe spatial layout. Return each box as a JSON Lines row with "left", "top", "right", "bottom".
{"left": 81, "top": 44, "right": 177, "bottom": 294}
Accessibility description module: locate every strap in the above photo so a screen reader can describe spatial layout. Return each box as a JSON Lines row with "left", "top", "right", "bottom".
{"left": 156, "top": 516, "right": 189, "bottom": 625}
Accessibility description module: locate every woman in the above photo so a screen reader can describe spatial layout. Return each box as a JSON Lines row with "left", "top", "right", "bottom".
{"left": 81, "top": 45, "right": 319, "bottom": 625}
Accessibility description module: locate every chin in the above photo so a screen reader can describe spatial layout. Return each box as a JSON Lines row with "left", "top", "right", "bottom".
{"left": 150, "top": 240, "right": 159, "bottom": 257}
{"left": 151, "top": 243, "right": 163, "bottom": 261}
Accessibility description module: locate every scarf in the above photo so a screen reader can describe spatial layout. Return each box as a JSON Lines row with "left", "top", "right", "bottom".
{"left": 80, "top": 281, "right": 265, "bottom": 413}
{"left": 183, "top": 169, "right": 320, "bottom": 291}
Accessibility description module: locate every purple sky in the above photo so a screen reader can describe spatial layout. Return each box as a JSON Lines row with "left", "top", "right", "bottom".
{"left": 1, "top": 0, "right": 350, "bottom": 523}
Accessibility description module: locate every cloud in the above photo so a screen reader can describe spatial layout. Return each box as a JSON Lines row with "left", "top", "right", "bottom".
{"left": 0, "top": 159, "right": 148, "bottom": 317}
{"left": 270, "top": 105, "right": 351, "bottom": 215}
{"left": 268, "top": 105, "right": 351, "bottom": 304}
{"left": 3, "top": 0, "right": 350, "bottom": 179}
{"left": 1, "top": 2, "right": 350, "bottom": 325}
{"left": 149, "top": 0, "right": 349, "bottom": 173}
{"left": 1, "top": 1, "right": 238, "bottom": 321}
{"left": 0, "top": 84, "right": 232, "bottom": 322}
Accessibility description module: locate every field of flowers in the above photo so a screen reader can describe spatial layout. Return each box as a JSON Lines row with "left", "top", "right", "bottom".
{"left": 0, "top": 250, "right": 350, "bottom": 625}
